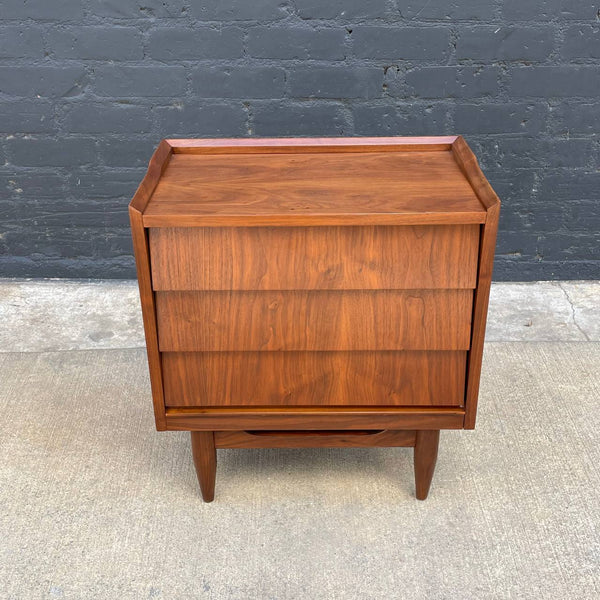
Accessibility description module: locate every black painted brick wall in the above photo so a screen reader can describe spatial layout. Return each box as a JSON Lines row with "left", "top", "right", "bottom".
{"left": 1, "top": 1, "right": 599, "bottom": 280}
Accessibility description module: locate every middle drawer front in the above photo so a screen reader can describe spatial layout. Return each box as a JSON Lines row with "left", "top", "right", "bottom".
{"left": 156, "top": 289, "right": 473, "bottom": 352}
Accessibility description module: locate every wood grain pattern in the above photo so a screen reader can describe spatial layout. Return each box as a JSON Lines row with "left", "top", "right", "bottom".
{"left": 414, "top": 430, "right": 440, "bottom": 500}
{"left": 452, "top": 136, "right": 500, "bottom": 210}
{"left": 464, "top": 205, "right": 500, "bottom": 429}
{"left": 129, "top": 137, "right": 500, "bottom": 501}
{"left": 143, "top": 151, "right": 486, "bottom": 226}
{"left": 168, "top": 136, "right": 457, "bottom": 153}
{"left": 190, "top": 431, "right": 216, "bottom": 502}
{"left": 128, "top": 140, "right": 173, "bottom": 431}
{"left": 166, "top": 407, "right": 466, "bottom": 431}
{"left": 130, "top": 139, "right": 172, "bottom": 212}
{"left": 452, "top": 136, "right": 501, "bottom": 429}
{"left": 149, "top": 225, "right": 480, "bottom": 291}
{"left": 214, "top": 429, "right": 416, "bottom": 448}
{"left": 156, "top": 289, "right": 473, "bottom": 351}
{"left": 161, "top": 351, "right": 466, "bottom": 407}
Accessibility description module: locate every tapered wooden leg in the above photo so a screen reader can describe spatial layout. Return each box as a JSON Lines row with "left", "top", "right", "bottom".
{"left": 414, "top": 430, "right": 440, "bottom": 500}
{"left": 191, "top": 431, "right": 216, "bottom": 502}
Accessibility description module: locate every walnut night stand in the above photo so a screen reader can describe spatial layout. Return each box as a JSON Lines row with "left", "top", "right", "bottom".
{"left": 129, "top": 136, "right": 500, "bottom": 502}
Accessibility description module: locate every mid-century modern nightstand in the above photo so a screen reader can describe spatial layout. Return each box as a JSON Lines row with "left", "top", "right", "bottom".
{"left": 129, "top": 136, "right": 500, "bottom": 502}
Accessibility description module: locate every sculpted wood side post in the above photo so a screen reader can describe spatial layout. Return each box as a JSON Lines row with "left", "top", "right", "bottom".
{"left": 414, "top": 430, "right": 440, "bottom": 500}
{"left": 451, "top": 136, "right": 501, "bottom": 429}
{"left": 129, "top": 139, "right": 173, "bottom": 431}
{"left": 191, "top": 431, "right": 217, "bottom": 502}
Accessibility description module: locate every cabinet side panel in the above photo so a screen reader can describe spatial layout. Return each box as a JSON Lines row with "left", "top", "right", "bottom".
{"left": 452, "top": 137, "right": 501, "bottom": 429}
{"left": 130, "top": 209, "right": 167, "bottom": 430}
{"left": 129, "top": 141, "right": 173, "bottom": 430}
{"left": 464, "top": 205, "right": 500, "bottom": 428}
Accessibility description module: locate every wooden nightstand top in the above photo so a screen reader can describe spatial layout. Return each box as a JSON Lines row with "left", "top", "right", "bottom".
{"left": 134, "top": 136, "right": 495, "bottom": 227}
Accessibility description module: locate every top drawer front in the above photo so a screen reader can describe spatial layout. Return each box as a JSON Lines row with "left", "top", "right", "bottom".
{"left": 149, "top": 225, "right": 479, "bottom": 291}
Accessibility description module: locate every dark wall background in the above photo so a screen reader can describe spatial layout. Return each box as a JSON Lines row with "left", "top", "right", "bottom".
{"left": 1, "top": 0, "right": 599, "bottom": 280}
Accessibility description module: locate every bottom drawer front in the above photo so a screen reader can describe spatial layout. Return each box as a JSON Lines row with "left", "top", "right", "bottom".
{"left": 162, "top": 351, "right": 466, "bottom": 408}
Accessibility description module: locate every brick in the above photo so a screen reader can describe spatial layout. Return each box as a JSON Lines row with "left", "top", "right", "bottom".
{"left": 94, "top": 66, "right": 186, "bottom": 97}
{"left": 0, "top": 66, "right": 88, "bottom": 97}
{"left": 252, "top": 102, "right": 348, "bottom": 136}
{"left": 1, "top": 228, "right": 88, "bottom": 259}
{"left": 0, "top": 101, "right": 55, "bottom": 133}
{"left": 493, "top": 257, "right": 599, "bottom": 281}
{"left": 295, "top": 0, "right": 388, "bottom": 19}
{"left": 289, "top": 67, "right": 383, "bottom": 99}
{"left": 0, "top": 254, "right": 136, "bottom": 279}
{"left": 188, "top": 0, "right": 288, "bottom": 21}
{"left": 353, "top": 27, "right": 450, "bottom": 60}
{"left": 0, "top": 200, "right": 23, "bottom": 224}
{"left": 509, "top": 67, "right": 600, "bottom": 97}
{"left": 247, "top": 27, "right": 346, "bottom": 60}
{"left": 97, "top": 137, "right": 157, "bottom": 168}
{"left": 65, "top": 200, "right": 130, "bottom": 228}
{"left": 537, "top": 232, "right": 600, "bottom": 261}
{"left": 7, "top": 137, "right": 97, "bottom": 167}
{"left": 396, "top": 0, "right": 495, "bottom": 20}
{"left": 453, "top": 103, "right": 548, "bottom": 134}
{"left": 63, "top": 103, "right": 152, "bottom": 133}
{"left": 405, "top": 66, "right": 499, "bottom": 98}
{"left": 495, "top": 230, "right": 538, "bottom": 259}
{"left": 1, "top": 226, "right": 133, "bottom": 259}
{"left": 352, "top": 102, "right": 449, "bottom": 135}
{"left": 483, "top": 171, "right": 535, "bottom": 205}
{"left": 495, "top": 200, "right": 535, "bottom": 231}
{"left": 0, "top": 26, "right": 44, "bottom": 58}
{"left": 502, "top": 1, "right": 597, "bottom": 21}
{"left": 553, "top": 102, "right": 599, "bottom": 134}
{"left": 101, "top": 231, "right": 137, "bottom": 257}
{"left": 148, "top": 27, "right": 243, "bottom": 60}
{"left": 496, "top": 201, "right": 531, "bottom": 231}
{"left": 478, "top": 137, "right": 595, "bottom": 170}
{"left": 0, "top": 172, "right": 65, "bottom": 198}
{"left": 456, "top": 26, "right": 555, "bottom": 61}
{"left": 1, "top": 197, "right": 131, "bottom": 228}
{"left": 561, "top": 25, "right": 600, "bottom": 59}
{"left": 154, "top": 102, "right": 247, "bottom": 135}
{"left": 526, "top": 203, "right": 568, "bottom": 232}
{"left": 539, "top": 171, "right": 600, "bottom": 202}
{"left": 2, "top": 0, "right": 84, "bottom": 20}
{"left": 47, "top": 27, "right": 143, "bottom": 60}
{"left": 66, "top": 170, "right": 145, "bottom": 199}
{"left": 537, "top": 138, "right": 592, "bottom": 169}
{"left": 88, "top": 0, "right": 185, "bottom": 18}
{"left": 192, "top": 66, "right": 285, "bottom": 98}
{"left": 567, "top": 201, "right": 600, "bottom": 232}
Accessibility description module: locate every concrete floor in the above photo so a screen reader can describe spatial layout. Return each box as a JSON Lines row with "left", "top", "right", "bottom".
{"left": 0, "top": 279, "right": 599, "bottom": 599}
